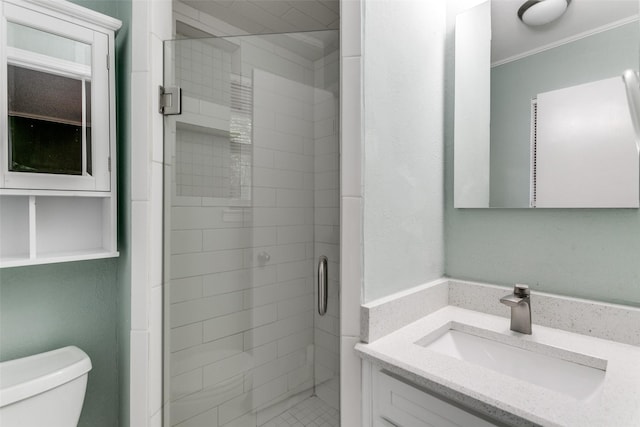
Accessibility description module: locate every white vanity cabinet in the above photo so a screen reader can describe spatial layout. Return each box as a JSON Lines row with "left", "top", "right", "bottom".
{"left": 0, "top": 0, "right": 121, "bottom": 267}
{"left": 368, "top": 365, "right": 500, "bottom": 427}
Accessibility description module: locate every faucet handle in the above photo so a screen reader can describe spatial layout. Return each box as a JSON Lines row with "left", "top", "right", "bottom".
{"left": 514, "top": 284, "right": 530, "bottom": 297}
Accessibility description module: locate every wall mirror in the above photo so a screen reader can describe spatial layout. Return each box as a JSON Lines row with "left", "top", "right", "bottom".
{"left": 454, "top": 0, "right": 640, "bottom": 208}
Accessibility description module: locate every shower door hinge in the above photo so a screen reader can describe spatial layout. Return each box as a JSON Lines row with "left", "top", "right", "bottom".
{"left": 159, "top": 85, "right": 182, "bottom": 115}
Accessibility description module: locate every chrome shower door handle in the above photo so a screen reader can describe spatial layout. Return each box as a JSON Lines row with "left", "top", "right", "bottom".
{"left": 317, "top": 256, "right": 328, "bottom": 316}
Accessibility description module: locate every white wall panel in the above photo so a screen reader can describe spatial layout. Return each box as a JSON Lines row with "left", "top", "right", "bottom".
{"left": 536, "top": 77, "right": 639, "bottom": 208}
{"left": 453, "top": 1, "right": 491, "bottom": 208}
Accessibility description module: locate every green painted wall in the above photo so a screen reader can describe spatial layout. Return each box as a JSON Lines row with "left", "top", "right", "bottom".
{"left": 0, "top": 261, "right": 119, "bottom": 425}
{"left": 0, "top": 1, "right": 131, "bottom": 426}
{"left": 490, "top": 23, "right": 639, "bottom": 207}
{"left": 110, "top": 0, "right": 131, "bottom": 425}
{"left": 444, "top": 18, "right": 640, "bottom": 307}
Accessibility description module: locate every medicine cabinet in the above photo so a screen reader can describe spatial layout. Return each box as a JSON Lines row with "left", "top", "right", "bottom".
{"left": 453, "top": 0, "right": 640, "bottom": 208}
{"left": 0, "top": 0, "right": 121, "bottom": 267}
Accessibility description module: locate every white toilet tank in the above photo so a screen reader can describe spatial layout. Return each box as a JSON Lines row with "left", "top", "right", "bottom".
{"left": 0, "top": 346, "right": 92, "bottom": 427}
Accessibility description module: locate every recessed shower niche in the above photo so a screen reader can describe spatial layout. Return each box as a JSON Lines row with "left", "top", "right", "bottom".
{"left": 165, "top": 42, "right": 253, "bottom": 205}
{"left": 174, "top": 123, "right": 251, "bottom": 201}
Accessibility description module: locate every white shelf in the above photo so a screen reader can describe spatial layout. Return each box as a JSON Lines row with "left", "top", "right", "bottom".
{"left": 0, "top": 189, "right": 113, "bottom": 197}
{"left": 0, "top": 194, "right": 118, "bottom": 268}
{"left": 0, "top": 249, "right": 119, "bottom": 268}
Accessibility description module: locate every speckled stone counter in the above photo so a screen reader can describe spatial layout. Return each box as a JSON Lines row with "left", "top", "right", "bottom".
{"left": 356, "top": 279, "right": 640, "bottom": 426}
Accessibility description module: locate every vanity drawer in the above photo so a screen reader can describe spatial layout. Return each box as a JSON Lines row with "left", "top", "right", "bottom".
{"left": 372, "top": 369, "right": 499, "bottom": 427}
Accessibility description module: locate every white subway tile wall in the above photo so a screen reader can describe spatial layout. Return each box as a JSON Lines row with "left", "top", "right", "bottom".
{"left": 176, "top": 39, "right": 232, "bottom": 105}
{"left": 167, "top": 33, "right": 340, "bottom": 427}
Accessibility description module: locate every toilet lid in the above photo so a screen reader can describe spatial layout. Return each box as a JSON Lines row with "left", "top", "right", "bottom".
{"left": 0, "top": 346, "right": 91, "bottom": 407}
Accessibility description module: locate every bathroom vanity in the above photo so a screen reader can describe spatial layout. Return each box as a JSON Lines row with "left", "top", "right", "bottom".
{"left": 356, "top": 279, "right": 640, "bottom": 426}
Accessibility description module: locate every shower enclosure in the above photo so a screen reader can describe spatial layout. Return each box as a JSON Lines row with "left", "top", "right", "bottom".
{"left": 162, "top": 30, "right": 340, "bottom": 427}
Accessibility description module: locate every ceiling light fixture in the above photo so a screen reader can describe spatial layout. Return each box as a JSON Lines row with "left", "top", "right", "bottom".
{"left": 518, "top": 0, "right": 572, "bottom": 26}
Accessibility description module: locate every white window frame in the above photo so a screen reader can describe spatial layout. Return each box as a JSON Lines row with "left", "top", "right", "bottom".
{"left": 0, "top": 0, "right": 111, "bottom": 191}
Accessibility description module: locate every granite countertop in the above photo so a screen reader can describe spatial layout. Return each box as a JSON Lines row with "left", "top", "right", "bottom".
{"left": 355, "top": 305, "right": 640, "bottom": 427}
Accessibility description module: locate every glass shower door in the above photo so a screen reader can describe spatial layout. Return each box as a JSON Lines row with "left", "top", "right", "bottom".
{"left": 163, "top": 31, "right": 340, "bottom": 427}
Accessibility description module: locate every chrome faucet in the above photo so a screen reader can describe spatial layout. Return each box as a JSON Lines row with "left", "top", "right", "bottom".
{"left": 500, "top": 284, "right": 532, "bottom": 334}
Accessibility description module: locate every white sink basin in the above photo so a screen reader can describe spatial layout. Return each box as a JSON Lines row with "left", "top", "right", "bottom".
{"left": 419, "top": 324, "right": 607, "bottom": 401}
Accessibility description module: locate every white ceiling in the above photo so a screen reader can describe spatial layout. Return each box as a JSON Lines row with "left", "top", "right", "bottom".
{"left": 181, "top": 0, "right": 340, "bottom": 34}
{"left": 181, "top": 0, "right": 639, "bottom": 66}
{"left": 492, "top": 0, "right": 639, "bottom": 64}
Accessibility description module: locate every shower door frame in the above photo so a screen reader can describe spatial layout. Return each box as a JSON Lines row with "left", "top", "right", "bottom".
{"left": 161, "top": 28, "right": 342, "bottom": 427}
{"left": 127, "top": 2, "right": 364, "bottom": 425}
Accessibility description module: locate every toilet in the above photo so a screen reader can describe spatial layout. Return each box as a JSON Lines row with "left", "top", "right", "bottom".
{"left": 0, "top": 346, "right": 92, "bottom": 427}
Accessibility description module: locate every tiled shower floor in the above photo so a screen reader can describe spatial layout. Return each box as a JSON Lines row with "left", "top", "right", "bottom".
{"left": 259, "top": 396, "right": 339, "bottom": 427}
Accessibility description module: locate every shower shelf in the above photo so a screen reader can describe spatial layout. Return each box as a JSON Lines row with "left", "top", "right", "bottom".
{"left": 166, "top": 95, "right": 231, "bottom": 133}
